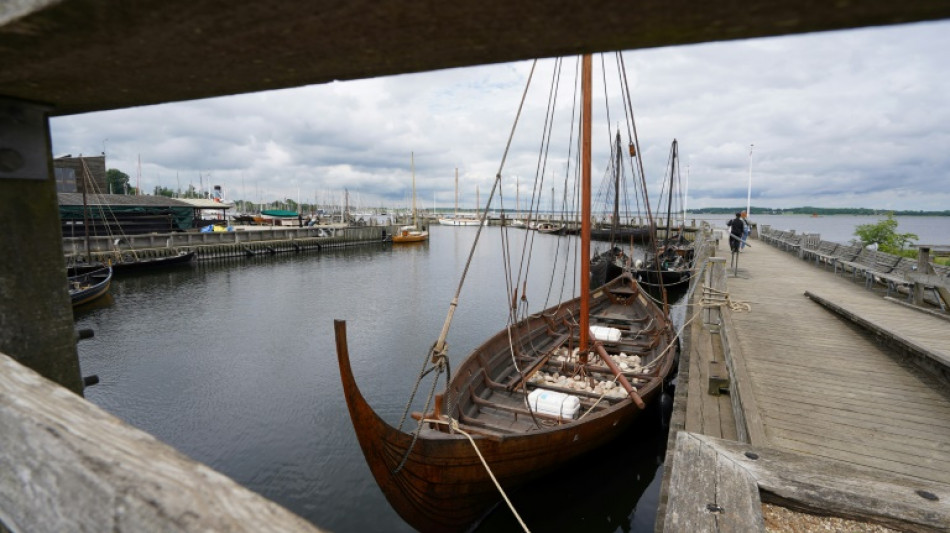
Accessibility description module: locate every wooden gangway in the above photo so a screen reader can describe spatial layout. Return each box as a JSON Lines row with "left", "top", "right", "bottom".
{"left": 659, "top": 237, "right": 950, "bottom": 531}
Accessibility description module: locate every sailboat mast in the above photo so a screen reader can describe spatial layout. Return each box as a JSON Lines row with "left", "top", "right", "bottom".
{"left": 454, "top": 168, "right": 459, "bottom": 218}
{"left": 579, "top": 54, "right": 592, "bottom": 357}
{"left": 411, "top": 151, "right": 417, "bottom": 227}
{"left": 612, "top": 130, "right": 620, "bottom": 233}
{"left": 81, "top": 160, "right": 91, "bottom": 259}
{"left": 665, "top": 140, "right": 677, "bottom": 240}
{"left": 516, "top": 176, "right": 520, "bottom": 221}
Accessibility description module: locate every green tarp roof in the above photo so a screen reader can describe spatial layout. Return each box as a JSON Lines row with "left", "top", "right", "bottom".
{"left": 261, "top": 209, "right": 299, "bottom": 217}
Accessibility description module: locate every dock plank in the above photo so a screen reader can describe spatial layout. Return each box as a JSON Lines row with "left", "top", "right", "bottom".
{"left": 721, "top": 240, "right": 950, "bottom": 490}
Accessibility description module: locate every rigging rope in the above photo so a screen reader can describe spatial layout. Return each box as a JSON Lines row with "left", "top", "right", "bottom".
{"left": 392, "top": 357, "right": 446, "bottom": 474}
{"left": 422, "top": 418, "right": 532, "bottom": 533}
{"left": 394, "top": 60, "right": 541, "bottom": 470}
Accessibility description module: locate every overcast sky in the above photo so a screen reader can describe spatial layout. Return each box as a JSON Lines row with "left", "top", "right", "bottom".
{"left": 50, "top": 20, "right": 950, "bottom": 212}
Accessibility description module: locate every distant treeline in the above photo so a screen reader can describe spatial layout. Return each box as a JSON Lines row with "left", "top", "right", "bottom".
{"left": 690, "top": 207, "right": 950, "bottom": 217}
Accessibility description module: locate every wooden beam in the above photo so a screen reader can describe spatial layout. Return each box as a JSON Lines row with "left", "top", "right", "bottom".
{"left": 0, "top": 351, "right": 324, "bottom": 532}
{"left": 664, "top": 432, "right": 950, "bottom": 532}
{"left": 3, "top": 1, "right": 950, "bottom": 115}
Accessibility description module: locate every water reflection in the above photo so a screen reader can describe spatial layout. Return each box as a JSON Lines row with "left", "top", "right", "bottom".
{"left": 76, "top": 226, "right": 679, "bottom": 533}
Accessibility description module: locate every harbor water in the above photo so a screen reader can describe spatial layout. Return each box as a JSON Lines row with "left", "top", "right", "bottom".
{"left": 74, "top": 214, "right": 948, "bottom": 531}
{"left": 76, "top": 224, "right": 677, "bottom": 533}
{"left": 701, "top": 213, "right": 950, "bottom": 245}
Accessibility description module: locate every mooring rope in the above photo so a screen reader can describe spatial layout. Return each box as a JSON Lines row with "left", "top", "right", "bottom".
{"left": 421, "top": 418, "right": 532, "bottom": 533}
{"left": 701, "top": 286, "right": 752, "bottom": 312}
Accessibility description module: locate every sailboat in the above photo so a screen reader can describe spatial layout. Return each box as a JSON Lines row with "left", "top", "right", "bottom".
{"left": 589, "top": 130, "right": 652, "bottom": 244}
{"left": 392, "top": 152, "right": 429, "bottom": 244}
{"left": 70, "top": 159, "right": 196, "bottom": 271}
{"left": 635, "top": 139, "right": 694, "bottom": 293}
{"left": 535, "top": 186, "right": 564, "bottom": 234}
{"left": 335, "top": 54, "right": 677, "bottom": 532}
{"left": 67, "top": 161, "right": 113, "bottom": 307}
{"left": 438, "top": 169, "right": 485, "bottom": 226}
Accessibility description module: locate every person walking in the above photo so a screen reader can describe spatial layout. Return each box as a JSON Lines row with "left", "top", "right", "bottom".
{"left": 740, "top": 211, "right": 751, "bottom": 249}
{"left": 726, "top": 212, "right": 745, "bottom": 254}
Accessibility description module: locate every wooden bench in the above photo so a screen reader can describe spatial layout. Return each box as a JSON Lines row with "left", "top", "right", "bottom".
{"left": 772, "top": 231, "right": 791, "bottom": 249}
{"left": 908, "top": 263, "right": 950, "bottom": 310}
{"left": 874, "top": 257, "right": 918, "bottom": 298}
{"left": 836, "top": 248, "right": 902, "bottom": 288}
{"left": 777, "top": 232, "right": 804, "bottom": 254}
{"left": 805, "top": 241, "right": 838, "bottom": 267}
{"left": 830, "top": 244, "right": 862, "bottom": 275}
{"left": 796, "top": 233, "right": 820, "bottom": 259}
{"left": 763, "top": 229, "right": 787, "bottom": 247}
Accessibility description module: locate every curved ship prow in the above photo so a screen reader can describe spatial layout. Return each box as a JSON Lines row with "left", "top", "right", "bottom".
{"left": 335, "top": 320, "right": 494, "bottom": 532}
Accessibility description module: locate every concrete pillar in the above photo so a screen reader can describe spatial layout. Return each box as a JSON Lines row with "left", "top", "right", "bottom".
{"left": 0, "top": 97, "right": 83, "bottom": 394}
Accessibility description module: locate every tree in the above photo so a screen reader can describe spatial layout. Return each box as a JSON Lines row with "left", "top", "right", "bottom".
{"left": 853, "top": 213, "right": 918, "bottom": 254}
{"left": 106, "top": 169, "right": 132, "bottom": 194}
{"left": 153, "top": 185, "right": 175, "bottom": 197}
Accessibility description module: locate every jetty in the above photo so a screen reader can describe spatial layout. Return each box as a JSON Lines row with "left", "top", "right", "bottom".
{"left": 657, "top": 228, "right": 950, "bottom": 531}
{"left": 62, "top": 224, "right": 395, "bottom": 264}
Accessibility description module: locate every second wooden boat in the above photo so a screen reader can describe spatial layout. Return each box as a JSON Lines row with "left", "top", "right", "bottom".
{"left": 68, "top": 265, "right": 112, "bottom": 307}
{"left": 393, "top": 152, "right": 429, "bottom": 244}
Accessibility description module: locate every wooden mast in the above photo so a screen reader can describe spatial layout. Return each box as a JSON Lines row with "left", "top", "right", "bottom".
{"left": 612, "top": 130, "right": 621, "bottom": 234}
{"left": 80, "top": 160, "right": 92, "bottom": 261}
{"left": 665, "top": 140, "right": 676, "bottom": 241}
{"left": 579, "top": 54, "right": 592, "bottom": 360}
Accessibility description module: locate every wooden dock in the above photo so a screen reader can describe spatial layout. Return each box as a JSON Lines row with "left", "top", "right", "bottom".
{"left": 658, "top": 237, "right": 950, "bottom": 531}
{"left": 62, "top": 224, "right": 393, "bottom": 263}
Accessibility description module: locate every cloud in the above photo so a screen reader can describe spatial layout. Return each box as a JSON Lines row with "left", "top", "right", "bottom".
{"left": 51, "top": 20, "right": 950, "bottom": 211}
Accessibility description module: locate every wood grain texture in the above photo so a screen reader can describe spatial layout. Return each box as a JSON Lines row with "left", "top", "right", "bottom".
{"left": 724, "top": 240, "right": 950, "bottom": 488}
{"left": 0, "top": 352, "right": 323, "bottom": 533}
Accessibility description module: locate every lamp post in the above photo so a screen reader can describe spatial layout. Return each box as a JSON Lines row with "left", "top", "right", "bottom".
{"left": 746, "top": 144, "right": 754, "bottom": 216}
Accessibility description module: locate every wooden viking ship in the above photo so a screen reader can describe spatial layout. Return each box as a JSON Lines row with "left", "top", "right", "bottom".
{"left": 335, "top": 54, "right": 677, "bottom": 532}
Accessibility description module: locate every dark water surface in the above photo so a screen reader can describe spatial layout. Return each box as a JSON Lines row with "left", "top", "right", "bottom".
{"left": 76, "top": 225, "right": 680, "bottom": 532}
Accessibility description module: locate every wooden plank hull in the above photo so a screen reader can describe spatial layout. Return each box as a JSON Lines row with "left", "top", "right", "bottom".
{"left": 590, "top": 227, "right": 652, "bottom": 243}
{"left": 335, "top": 276, "right": 676, "bottom": 532}
{"left": 112, "top": 251, "right": 196, "bottom": 272}
{"left": 392, "top": 233, "right": 429, "bottom": 244}
{"left": 68, "top": 266, "right": 112, "bottom": 307}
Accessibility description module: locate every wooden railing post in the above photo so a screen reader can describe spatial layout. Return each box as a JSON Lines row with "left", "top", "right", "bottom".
{"left": 704, "top": 257, "right": 727, "bottom": 328}
{"left": 913, "top": 246, "right": 933, "bottom": 305}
